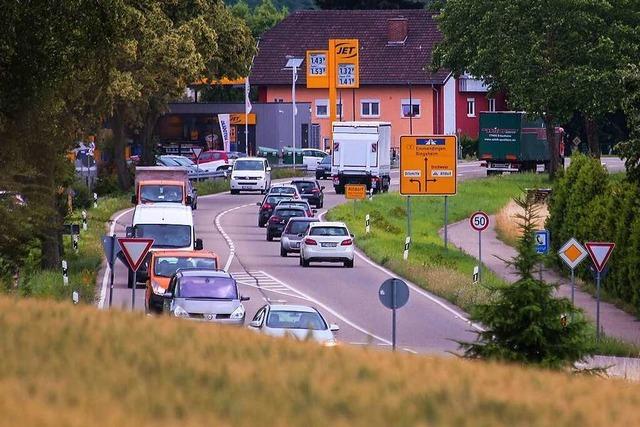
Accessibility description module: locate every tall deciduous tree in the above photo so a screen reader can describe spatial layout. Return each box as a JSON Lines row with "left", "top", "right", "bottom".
{"left": 433, "top": 0, "right": 629, "bottom": 177}
{"left": 315, "top": 0, "right": 427, "bottom": 8}
{"left": 232, "top": 0, "right": 288, "bottom": 38}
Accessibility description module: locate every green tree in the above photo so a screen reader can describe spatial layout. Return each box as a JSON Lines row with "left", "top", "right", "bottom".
{"left": 433, "top": 0, "right": 629, "bottom": 177}
{"left": 315, "top": 0, "right": 427, "bottom": 8}
{"left": 231, "top": 0, "right": 288, "bottom": 38}
{"left": 461, "top": 193, "right": 593, "bottom": 369}
{"left": 618, "top": 65, "right": 640, "bottom": 185}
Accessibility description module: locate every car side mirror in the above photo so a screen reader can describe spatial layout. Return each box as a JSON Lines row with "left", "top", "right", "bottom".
{"left": 256, "top": 202, "right": 262, "bottom": 206}
{"left": 320, "top": 186, "right": 325, "bottom": 190}
{"left": 131, "top": 194, "right": 137, "bottom": 204}
{"left": 240, "top": 296, "right": 250, "bottom": 302}
{"left": 297, "top": 233, "right": 303, "bottom": 238}
{"left": 350, "top": 233, "right": 354, "bottom": 238}
{"left": 194, "top": 238, "right": 203, "bottom": 251}
{"left": 266, "top": 167, "right": 272, "bottom": 172}
{"left": 249, "top": 320, "right": 261, "bottom": 328}
{"left": 329, "top": 323, "right": 340, "bottom": 332}
{"left": 312, "top": 209, "right": 317, "bottom": 214}
{"left": 185, "top": 195, "right": 193, "bottom": 205}
{"left": 138, "top": 271, "right": 149, "bottom": 282}
{"left": 162, "top": 292, "right": 173, "bottom": 299}
{"left": 125, "top": 226, "right": 134, "bottom": 238}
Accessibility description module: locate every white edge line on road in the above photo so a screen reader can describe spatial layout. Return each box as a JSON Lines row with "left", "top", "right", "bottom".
{"left": 318, "top": 211, "right": 483, "bottom": 332}
{"left": 98, "top": 207, "right": 134, "bottom": 309}
{"left": 216, "top": 203, "right": 254, "bottom": 272}
{"left": 98, "top": 190, "right": 232, "bottom": 309}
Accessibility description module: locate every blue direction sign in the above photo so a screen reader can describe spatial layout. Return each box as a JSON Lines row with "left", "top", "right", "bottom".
{"left": 534, "top": 230, "right": 550, "bottom": 254}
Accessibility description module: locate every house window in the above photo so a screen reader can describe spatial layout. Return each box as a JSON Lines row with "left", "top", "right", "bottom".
{"left": 466, "top": 98, "right": 476, "bottom": 117}
{"left": 401, "top": 99, "right": 421, "bottom": 118}
{"left": 315, "top": 99, "right": 329, "bottom": 118}
{"left": 361, "top": 100, "right": 380, "bottom": 117}
{"left": 488, "top": 98, "right": 496, "bottom": 112}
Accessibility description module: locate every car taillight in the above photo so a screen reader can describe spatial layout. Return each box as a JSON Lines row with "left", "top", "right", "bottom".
{"left": 311, "top": 188, "right": 320, "bottom": 193}
{"left": 263, "top": 203, "right": 272, "bottom": 210}
{"left": 269, "top": 216, "right": 281, "bottom": 223}
{"left": 307, "top": 210, "right": 313, "bottom": 216}
{"left": 341, "top": 239, "right": 353, "bottom": 246}
{"left": 304, "top": 238, "right": 318, "bottom": 245}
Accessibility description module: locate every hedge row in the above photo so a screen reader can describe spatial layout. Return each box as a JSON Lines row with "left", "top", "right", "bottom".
{"left": 546, "top": 155, "right": 640, "bottom": 314}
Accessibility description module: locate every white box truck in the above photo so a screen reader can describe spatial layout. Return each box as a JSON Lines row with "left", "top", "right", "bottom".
{"left": 331, "top": 121, "right": 391, "bottom": 194}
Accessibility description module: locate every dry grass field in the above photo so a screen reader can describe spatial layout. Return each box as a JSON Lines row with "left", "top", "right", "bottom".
{"left": 1, "top": 296, "right": 640, "bottom": 427}
{"left": 495, "top": 200, "right": 549, "bottom": 247}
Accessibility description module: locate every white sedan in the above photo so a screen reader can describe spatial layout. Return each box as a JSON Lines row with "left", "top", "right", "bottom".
{"left": 299, "top": 222, "right": 355, "bottom": 268}
{"left": 249, "top": 304, "right": 339, "bottom": 346}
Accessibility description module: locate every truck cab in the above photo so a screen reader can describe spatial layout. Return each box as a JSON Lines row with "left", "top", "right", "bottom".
{"left": 132, "top": 166, "right": 197, "bottom": 209}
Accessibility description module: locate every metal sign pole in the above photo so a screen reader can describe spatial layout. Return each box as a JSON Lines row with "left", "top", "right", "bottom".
{"left": 444, "top": 196, "right": 448, "bottom": 250}
{"left": 596, "top": 271, "right": 601, "bottom": 341}
{"left": 392, "top": 279, "right": 397, "bottom": 351}
{"left": 108, "top": 234, "right": 116, "bottom": 308}
{"left": 407, "top": 196, "right": 412, "bottom": 242}
{"left": 570, "top": 268, "right": 575, "bottom": 305}
{"left": 478, "top": 230, "right": 482, "bottom": 283}
{"left": 131, "top": 267, "right": 136, "bottom": 311}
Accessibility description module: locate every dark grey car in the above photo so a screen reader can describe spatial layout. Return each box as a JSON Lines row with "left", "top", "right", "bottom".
{"left": 162, "top": 269, "right": 249, "bottom": 325}
{"left": 280, "top": 217, "right": 319, "bottom": 257}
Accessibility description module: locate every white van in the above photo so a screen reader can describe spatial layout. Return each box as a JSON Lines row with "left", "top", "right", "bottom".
{"left": 126, "top": 204, "right": 202, "bottom": 287}
{"left": 230, "top": 157, "right": 272, "bottom": 194}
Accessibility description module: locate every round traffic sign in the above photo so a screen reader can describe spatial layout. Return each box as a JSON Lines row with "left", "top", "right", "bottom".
{"left": 378, "top": 278, "right": 409, "bottom": 309}
{"left": 470, "top": 211, "right": 489, "bottom": 232}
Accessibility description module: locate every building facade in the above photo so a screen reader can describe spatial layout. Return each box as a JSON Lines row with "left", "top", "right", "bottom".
{"left": 251, "top": 10, "right": 506, "bottom": 149}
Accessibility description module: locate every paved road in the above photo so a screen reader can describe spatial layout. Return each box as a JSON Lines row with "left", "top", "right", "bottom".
{"left": 99, "top": 164, "right": 489, "bottom": 354}
{"left": 98, "top": 157, "right": 623, "bottom": 352}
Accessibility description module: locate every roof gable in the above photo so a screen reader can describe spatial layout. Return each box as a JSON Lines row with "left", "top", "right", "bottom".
{"left": 250, "top": 10, "right": 449, "bottom": 86}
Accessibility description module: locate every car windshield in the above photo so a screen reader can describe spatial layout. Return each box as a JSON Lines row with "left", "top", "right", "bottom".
{"left": 266, "top": 310, "right": 327, "bottom": 330}
{"left": 320, "top": 156, "right": 331, "bottom": 165}
{"left": 234, "top": 160, "right": 264, "bottom": 171}
{"left": 270, "top": 187, "right": 296, "bottom": 195}
{"left": 154, "top": 257, "right": 217, "bottom": 277}
{"left": 135, "top": 224, "right": 191, "bottom": 248}
{"left": 275, "top": 209, "right": 306, "bottom": 218}
{"left": 265, "top": 196, "right": 291, "bottom": 206}
{"left": 293, "top": 181, "right": 316, "bottom": 193}
{"left": 285, "top": 220, "right": 314, "bottom": 234}
{"left": 158, "top": 157, "right": 181, "bottom": 166}
{"left": 170, "top": 156, "right": 194, "bottom": 167}
{"left": 140, "top": 185, "right": 183, "bottom": 203}
{"left": 177, "top": 276, "right": 238, "bottom": 299}
{"left": 309, "top": 226, "right": 348, "bottom": 236}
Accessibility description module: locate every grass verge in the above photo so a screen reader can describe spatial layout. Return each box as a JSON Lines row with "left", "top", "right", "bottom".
{"left": 1, "top": 296, "right": 640, "bottom": 426}
{"left": 9, "top": 195, "right": 131, "bottom": 304}
{"left": 194, "top": 179, "right": 230, "bottom": 196}
{"left": 271, "top": 167, "right": 308, "bottom": 180}
{"left": 327, "top": 174, "right": 550, "bottom": 312}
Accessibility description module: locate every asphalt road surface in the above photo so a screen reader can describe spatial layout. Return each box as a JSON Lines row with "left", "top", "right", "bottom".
{"left": 98, "top": 157, "right": 624, "bottom": 353}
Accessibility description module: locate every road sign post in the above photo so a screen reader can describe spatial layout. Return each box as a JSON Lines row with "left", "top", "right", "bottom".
{"left": 345, "top": 184, "right": 366, "bottom": 218}
{"left": 558, "top": 237, "right": 588, "bottom": 305}
{"left": 585, "top": 242, "right": 616, "bottom": 341}
{"left": 378, "top": 278, "right": 410, "bottom": 351}
{"left": 444, "top": 195, "right": 449, "bottom": 250}
{"left": 117, "top": 237, "right": 154, "bottom": 311}
{"left": 470, "top": 211, "right": 489, "bottom": 282}
{"left": 102, "top": 234, "right": 121, "bottom": 308}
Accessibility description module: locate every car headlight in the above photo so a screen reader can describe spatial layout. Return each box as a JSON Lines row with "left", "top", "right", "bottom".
{"left": 230, "top": 304, "right": 245, "bottom": 319}
{"left": 174, "top": 306, "right": 189, "bottom": 318}
{"left": 323, "top": 339, "right": 338, "bottom": 347}
{"left": 151, "top": 280, "right": 165, "bottom": 295}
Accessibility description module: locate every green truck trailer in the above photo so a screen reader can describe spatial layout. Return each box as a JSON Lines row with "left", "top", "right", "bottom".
{"left": 478, "top": 112, "right": 563, "bottom": 175}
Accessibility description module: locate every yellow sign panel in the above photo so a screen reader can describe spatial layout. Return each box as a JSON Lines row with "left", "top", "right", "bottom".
{"left": 400, "top": 135, "right": 458, "bottom": 196}
{"left": 306, "top": 50, "right": 329, "bottom": 89}
{"left": 333, "top": 39, "right": 359, "bottom": 89}
{"left": 345, "top": 184, "right": 367, "bottom": 200}
{"left": 229, "top": 113, "right": 256, "bottom": 125}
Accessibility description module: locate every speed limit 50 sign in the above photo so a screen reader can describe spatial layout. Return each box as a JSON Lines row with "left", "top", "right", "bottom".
{"left": 470, "top": 211, "right": 489, "bottom": 232}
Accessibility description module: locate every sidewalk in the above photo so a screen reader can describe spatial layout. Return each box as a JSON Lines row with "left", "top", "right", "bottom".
{"left": 442, "top": 216, "right": 640, "bottom": 346}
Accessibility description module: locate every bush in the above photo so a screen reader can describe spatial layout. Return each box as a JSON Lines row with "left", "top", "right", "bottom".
{"left": 460, "top": 135, "right": 478, "bottom": 159}
{"left": 71, "top": 181, "right": 93, "bottom": 210}
{"left": 93, "top": 173, "right": 120, "bottom": 197}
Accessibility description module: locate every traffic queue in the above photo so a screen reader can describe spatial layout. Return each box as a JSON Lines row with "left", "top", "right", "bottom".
{"left": 122, "top": 157, "right": 341, "bottom": 347}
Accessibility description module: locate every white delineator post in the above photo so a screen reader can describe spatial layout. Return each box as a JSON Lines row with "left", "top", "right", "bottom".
{"left": 82, "top": 210, "right": 87, "bottom": 231}
{"left": 403, "top": 236, "right": 411, "bottom": 260}
{"left": 62, "top": 260, "right": 69, "bottom": 286}
{"left": 93, "top": 192, "right": 98, "bottom": 208}
{"left": 365, "top": 214, "right": 370, "bottom": 234}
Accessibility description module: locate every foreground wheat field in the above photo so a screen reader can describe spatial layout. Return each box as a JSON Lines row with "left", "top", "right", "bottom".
{"left": 0, "top": 296, "right": 639, "bottom": 426}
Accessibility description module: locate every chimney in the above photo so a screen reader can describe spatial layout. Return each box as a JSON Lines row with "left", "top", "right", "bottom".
{"left": 388, "top": 17, "right": 408, "bottom": 44}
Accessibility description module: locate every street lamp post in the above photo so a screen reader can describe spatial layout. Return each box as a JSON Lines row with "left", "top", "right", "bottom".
{"left": 284, "top": 56, "right": 303, "bottom": 167}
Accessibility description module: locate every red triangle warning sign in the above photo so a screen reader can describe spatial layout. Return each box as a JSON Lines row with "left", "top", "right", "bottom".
{"left": 585, "top": 242, "right": 615, "bottom": 273}
{"left": 117, "top": 238, "right": 154, "bottom": 272}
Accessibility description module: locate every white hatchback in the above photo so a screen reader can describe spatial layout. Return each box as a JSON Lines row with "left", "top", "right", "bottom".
{"left": 299, "top": 222, "right": 355, "bottom": 268}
